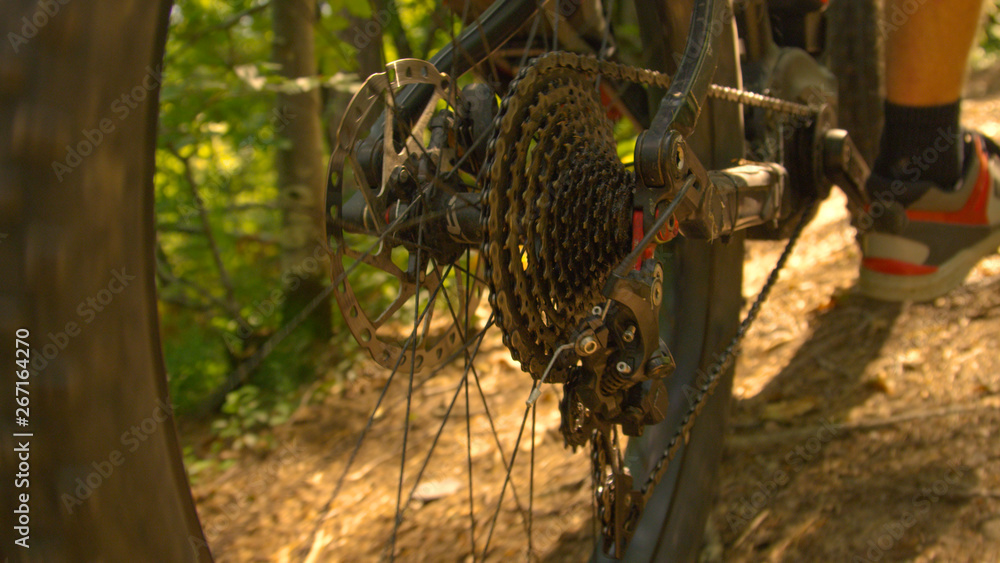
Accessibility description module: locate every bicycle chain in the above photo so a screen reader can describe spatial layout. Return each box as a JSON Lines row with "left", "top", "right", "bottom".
{"left": 639, "top": 201, "right": 815, "bottom": 499}
{"left": 483, "top": 54, "right": 635, "bottom": 381}
{"left": 482, "top": 51, "right": 820, "bottom": 551}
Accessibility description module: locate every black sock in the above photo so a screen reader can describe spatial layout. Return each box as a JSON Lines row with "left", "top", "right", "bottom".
{"left": 872, "top": 100, "right": 964, "bottom": 189}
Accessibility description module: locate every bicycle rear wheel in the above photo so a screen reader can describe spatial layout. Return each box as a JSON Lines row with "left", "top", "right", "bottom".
{"left": 328, "top": 1, "right": 746, "bottom": 560}
{"left": 0, "top": 1, "right": 745, "bottom": 561}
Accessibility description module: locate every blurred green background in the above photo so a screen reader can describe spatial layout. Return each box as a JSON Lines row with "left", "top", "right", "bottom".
{"left": 156, "top": 0, "right": 465, "bottom": 458}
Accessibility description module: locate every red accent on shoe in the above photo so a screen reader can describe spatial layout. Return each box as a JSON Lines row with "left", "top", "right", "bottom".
{"left": 862, "top": 257, "right": 939, "bottom": 276}
{"left": 907, "top": 137, "right": 992, "bottom": 226}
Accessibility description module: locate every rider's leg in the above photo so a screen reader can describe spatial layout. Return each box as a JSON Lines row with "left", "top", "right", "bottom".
{"left": 860, "top": 0, "right": 1000, "bottom": 302}
{"left": 875, "top": 0, "right": 983, "bottom": 187}
{"left": 885, "top": 0, "right": 982, "bottom": 107}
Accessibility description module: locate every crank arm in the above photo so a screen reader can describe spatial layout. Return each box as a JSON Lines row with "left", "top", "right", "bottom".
{"left": 641, "top": 128, "right": 868, "bottom": 243}
{"left": 823, "top": 128, "right": 871, "bottom": 215}
{"left": 637, "top": 133, "right": 789, "bottom": 241}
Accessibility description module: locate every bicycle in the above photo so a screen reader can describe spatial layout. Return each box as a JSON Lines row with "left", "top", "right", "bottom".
{"left": 0, "top": 0, "right": 880, "bottom": 560}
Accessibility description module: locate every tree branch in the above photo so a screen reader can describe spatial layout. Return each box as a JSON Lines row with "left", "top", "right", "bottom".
{"left": 158, "top": 292, "right": 213, "bottom": 312}
{"left": 157, "top": 223, "right": 202, "bottom": 235}
{"left": 181, "top": 2, "right": 273, "bottom": 45}
{"left": 156, "top": 241, "right": 238, "bottom": 316}
{"left": 166, "top": 145, "right": 252, "bottom": 331}
{"left": 373, "top": 0, "right": 413, "bottom": 59}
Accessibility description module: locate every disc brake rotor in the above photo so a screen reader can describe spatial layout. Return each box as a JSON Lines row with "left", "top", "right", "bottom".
{"left": 327, "top": 59, "right": 487, "bottom": 374}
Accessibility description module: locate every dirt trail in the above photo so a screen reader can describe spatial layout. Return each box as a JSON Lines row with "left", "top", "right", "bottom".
{"left": 189, "top": 97, "right": 1000, "bottom": 562}
{"left": 709, "top": 191, "right": 1000, "bottom": 561}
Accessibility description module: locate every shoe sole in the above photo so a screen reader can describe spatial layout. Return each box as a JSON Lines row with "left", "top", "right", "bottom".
{"left": 858, "top": 228, "right": 1000, "bottom": 302}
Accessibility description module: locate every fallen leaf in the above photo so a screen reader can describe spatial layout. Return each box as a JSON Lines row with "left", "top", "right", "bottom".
{"left": 864, "top": 374, "right": 893, "bottom": 395}
{"left": 760, "top": 397, "right": 818, "bottom": 422}
{"left": 412, "top": 479, "right": 462, "bottom": 503}
{"left": 900, "top": 349, "right": 923, "bottom": 370}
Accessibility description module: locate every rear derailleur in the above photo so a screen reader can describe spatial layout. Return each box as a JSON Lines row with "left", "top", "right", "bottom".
{"left": 557, "top": 258, "right": 675, "bottom": 449}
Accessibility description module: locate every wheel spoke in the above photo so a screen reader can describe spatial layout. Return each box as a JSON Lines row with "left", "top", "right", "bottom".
{"left": 552, "top": 0, "right": 560, "bottom": 52}
{"left": 437, "top": 287, "right": 534, "bottom": 535}
{"left": 528, "top": 398, "right": 536, "bottom": 559}
{"left": 304, "top": 257, "right": 451, "bottom": 554}
{"left": 464, "top": 349, "right": 477, "bottom": 561}
{"left": 429, "top": 289, "right": 538, "bottom": 539}
{"left": 480, "top": 381, "right": 538, "bottom": 559}
{"left": 452, "top": 259, "right": 489, "bottom": 288}
{"left": 400, "top": 318, "right": 492, "bottom": 521}
{"left": 401, "top": 373, "right": 465, "bottom": 512}
{"left": 517, "top": 5, "right": 545, "bottom": 70}
{"left": 387, "top": 218, "right": 426, "bottom": 560}
{"left": 418, "top": 265, "right": 443, "bottom": 339}
{"left": 322, "top": 1, "right": 649, "bottom": 558}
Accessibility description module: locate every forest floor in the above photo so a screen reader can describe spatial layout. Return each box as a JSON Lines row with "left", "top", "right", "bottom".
{"left": 185, "top": 97, "right": 1000, "bottom": 562}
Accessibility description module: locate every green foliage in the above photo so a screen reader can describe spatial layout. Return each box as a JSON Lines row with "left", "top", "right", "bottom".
{"left": 182, "top": 444, "right": 232, "bottom": 482}
{"left": 982, "top": 1, "right": 1000, "bottom": 55}
{"left": 158, "top": 309, "right": 230, "bottom": 413}
{"left": 211, "top": 385, "right": 295, "bottom": 452}
{"left": 156, "top": 0, "right": 362, "bottom": 417}
{"left": 156, "top": 20, "right": 284, "bottom": 412}
{"left": 156, "top": 0, "right": 466, "bottom": 422}
{"left": 158, "top": 0, "right": 588, "bottom": 428}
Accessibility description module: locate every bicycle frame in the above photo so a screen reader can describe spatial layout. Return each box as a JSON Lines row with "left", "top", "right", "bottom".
{"left": 338, "top": 0, "right": 870, "bottom": 256}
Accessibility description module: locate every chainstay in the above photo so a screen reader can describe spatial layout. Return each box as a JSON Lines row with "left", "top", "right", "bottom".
{"left": 640, "top": 200, "right": 818, "bottom": 499}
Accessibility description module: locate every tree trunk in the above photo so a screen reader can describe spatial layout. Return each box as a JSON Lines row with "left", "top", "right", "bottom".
{"left": 272, "top": 0, "right": 331, "bottom": 340}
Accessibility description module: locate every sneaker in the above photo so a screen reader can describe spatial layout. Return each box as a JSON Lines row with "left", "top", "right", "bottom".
{"left": 858, "top": 131, "right": 1000, "bottom": 302}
